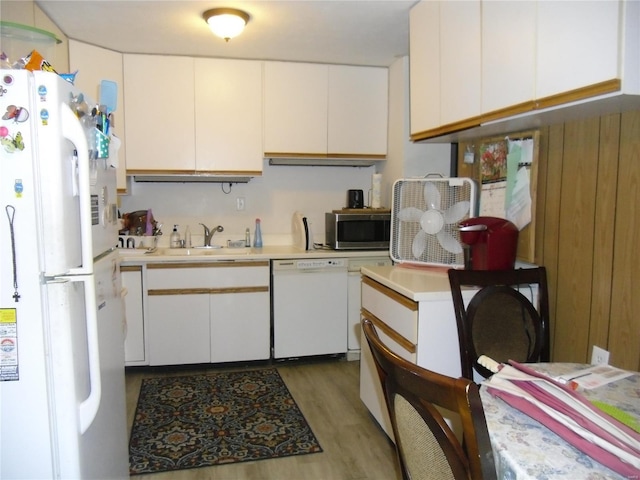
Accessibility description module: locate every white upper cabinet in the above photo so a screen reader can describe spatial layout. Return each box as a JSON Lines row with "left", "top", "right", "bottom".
{"left": 410, "top": 0, "right": 481, "bottom": 137}
{"left": 194, "top": 58, "right": 262, "bottom": 173}
{"left": 264, "top": 61, "right": 388, "bottom": 157}
{"left": 481, "top": 1, "right": 536, "bottom": 116}
{"left": 536, "top": 1, "right": 620, "bottom": 100}
{"left": 328, "top": 65, "right": 388, "bottom": 155}
{"left": 410, "top": 0, "right": 639, "bottom": 141}
{"left": 264, "top": 61, "right": 329, "bottom": 155}
{"left": 69, "top": 40, "right": 128, "bottom": 192}
{"left": 124, "top": 55, "right": 263, "bottom": 175}
{"left": 409, "top": 0, "right": 441, "bottom": 133}
{"left": 124, "top": 54, "right": 195, "bottom": 172}
{"left": 439, "top": 0, "right": 481, "bottom": 127}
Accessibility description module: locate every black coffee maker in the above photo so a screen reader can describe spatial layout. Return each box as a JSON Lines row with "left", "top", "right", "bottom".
{"left": 347, "top": 189, "right": 364, "bottom": 209}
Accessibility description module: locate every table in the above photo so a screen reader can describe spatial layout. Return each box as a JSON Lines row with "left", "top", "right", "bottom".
{"left": 480, "top": 363, "right": 640, "bottom": 480}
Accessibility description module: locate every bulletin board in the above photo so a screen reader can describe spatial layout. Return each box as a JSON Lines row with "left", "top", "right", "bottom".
{"left": 457, "top": 130, "right": 539, "bottom": 263}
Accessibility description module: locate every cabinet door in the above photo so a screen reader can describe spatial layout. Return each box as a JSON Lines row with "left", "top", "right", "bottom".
{"left": 69, "top": 40, "right": 128, "bottom": 192}
{"left": 210, "top": 291, "right": 270, "bottom": 363}
{"left": 409, "top": 0, "right": 441, "bottom": 134}
{"left": 121, "top": 267, "right": 145, "bottom": 365}
{"left": 481, "top": 1, "right": 536, "bottom": 117}
{"left": 439, "top": 0, "right": 481, "bottom": 127}
{"left": 263, "top": 61, "right": 328, "bottom": 154}
{"left": 147, "top": 294, "right": 210, "bottom": 366}
{"left": 123, "top": 54, "right": 195, "bottom": 172}
{"left": 194, "top": 58, "right": 263, "bottom": 173}
{"left": 536, "top": 1, "right": 620, "bottom": 100}
{"left": 328, "top": 65, "right": 388, "bottom": 155}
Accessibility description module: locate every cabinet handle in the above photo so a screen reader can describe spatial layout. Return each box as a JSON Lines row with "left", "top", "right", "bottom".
{"left": 361, "top": 307, "right": 416, "bottom": 354}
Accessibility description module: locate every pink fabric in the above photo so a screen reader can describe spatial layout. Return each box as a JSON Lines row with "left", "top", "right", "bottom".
{"left": 486, "top": 361, "right": 640, "bottom": 478}
{"left": 512, "top": 380, "right": 640, "bottom": 455}
{"left": 488, "top": 388, "right": 640, "bottom": 478}
{"left": 511, "top": 361, "right": 640, "bottom": 440}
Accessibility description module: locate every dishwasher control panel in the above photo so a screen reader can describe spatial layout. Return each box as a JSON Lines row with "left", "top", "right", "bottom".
{"left": 297, "top": 258, "right": 346, "bottom": 269}
{"left": 272, "top": 258, "right": 348, "bottom": 271}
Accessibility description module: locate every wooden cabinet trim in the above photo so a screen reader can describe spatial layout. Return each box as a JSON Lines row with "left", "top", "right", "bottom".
{"left": 149, "top": 286, "right": 269, "bottom": 296}
{"left": 264, "top": 152, "right": 386, "bottom": 160}
{"left": 411, "top": 116, "right": 483, "bottom": 142}
{"left": 126, "top": 169, "right": 262, "bottom": 176}
{"left": 147, "top": 261, "right": 269, "bottom": 269}
{"left": 126, "top": 169, "right": 194, "bottom": 175}
{"left": 481, "top": 101, "right": 537, "bottom": 124}
{"left": 362, "top": 276, "right": 418, "bottom": 312}
{"left": 535, "top": 79, "right": 621, "bottom": 111}
{"left": 361, "top": 307, "right": 416, "bottom": 354}
{"left": 411, "top": 79, "right": 622, "bottom": 142}
{"left": 120, "top": 265, "right": 142, "bottom": 272}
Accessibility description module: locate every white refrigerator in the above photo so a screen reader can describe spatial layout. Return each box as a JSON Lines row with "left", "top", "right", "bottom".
{"left": 0, "top": 70, "right": 129, "bottom": 479}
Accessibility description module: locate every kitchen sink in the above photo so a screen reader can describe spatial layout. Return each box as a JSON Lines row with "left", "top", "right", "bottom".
{"left": 159, "top": 247, "right": 252, "bottom": 256}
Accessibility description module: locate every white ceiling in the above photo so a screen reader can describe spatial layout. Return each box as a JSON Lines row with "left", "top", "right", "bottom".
{"left": 35, "top": 0, "right": 417, "bottom": 67}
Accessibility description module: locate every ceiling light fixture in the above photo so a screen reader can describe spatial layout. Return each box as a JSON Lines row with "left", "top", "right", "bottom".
{"left": 203, "top": 8, "right": 250, "bottom": 42}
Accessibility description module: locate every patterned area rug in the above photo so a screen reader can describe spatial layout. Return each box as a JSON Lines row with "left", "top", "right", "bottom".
{"left": 129, "top": 368, "right": 322, "bottom": 475}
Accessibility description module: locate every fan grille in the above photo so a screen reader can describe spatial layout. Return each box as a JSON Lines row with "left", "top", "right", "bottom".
{"left": 391, "top": 178, "right": 476, "bottom": 267}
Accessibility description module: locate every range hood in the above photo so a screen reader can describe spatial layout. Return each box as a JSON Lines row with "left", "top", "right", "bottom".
{"left": 266, "top": 153, "right": 384, "bottom": 167}
{"left": 132, "top": 174, "right": 254, "bottom": 183}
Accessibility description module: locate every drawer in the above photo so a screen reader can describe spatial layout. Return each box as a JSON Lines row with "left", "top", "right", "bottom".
{"left": 147, "top": 261, "right": 269, "bottom": 289}
{"left": 361, "top": 277, "right": 418, "bottom": 344}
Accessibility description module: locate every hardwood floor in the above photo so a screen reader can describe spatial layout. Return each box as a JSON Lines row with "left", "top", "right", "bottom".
{"left": 125, "top": 358, "right": 401, "bottom": 480}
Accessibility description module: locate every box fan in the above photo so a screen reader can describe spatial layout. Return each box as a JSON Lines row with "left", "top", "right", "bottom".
{"left": 390, "top": 177, "right": 477, "bottom": 267}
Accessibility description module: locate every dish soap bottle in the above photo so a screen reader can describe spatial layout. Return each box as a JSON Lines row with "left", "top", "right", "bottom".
{"left": 170, "top": 225, "right": 181, "bottom": 248}
{"left": 253, "top": 219, "right": 263, "bottom": 248}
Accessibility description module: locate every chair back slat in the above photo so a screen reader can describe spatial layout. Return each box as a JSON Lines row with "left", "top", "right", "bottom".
{"left": 362, "top": 319, "right": 497, "bottom": 480}
{"left": 448, "top": 267, "right": 551, "bottom": 380}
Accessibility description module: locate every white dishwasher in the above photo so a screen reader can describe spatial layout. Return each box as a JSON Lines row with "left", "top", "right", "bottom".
{"left": 272, "top": 258, "right": 348, "bottom": 359}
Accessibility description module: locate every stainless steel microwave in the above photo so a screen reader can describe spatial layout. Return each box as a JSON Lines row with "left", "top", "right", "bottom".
{"left": 325, "top": 211, "right": 391, "bottom": 250}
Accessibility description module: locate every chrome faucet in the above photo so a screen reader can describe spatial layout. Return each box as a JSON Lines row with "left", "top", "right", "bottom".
{"left": 200, "top": 223, "right": 224, "bottom": 246}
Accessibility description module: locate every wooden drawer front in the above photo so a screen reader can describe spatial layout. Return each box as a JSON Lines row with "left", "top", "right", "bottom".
{"left": 361, "top": 279, "right": 418, "bottom": 344}
{"left": 147, "top": 262, "right": 269, "bottom": 289}
{"left": 361, "top": 308, "right": 416, "bottom": 360}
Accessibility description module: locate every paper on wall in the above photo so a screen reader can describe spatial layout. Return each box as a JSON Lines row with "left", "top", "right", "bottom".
{"left": 505, "top": 166, "right": 532, "bottom": 230}
{"left": 479, "top": 137, "right": 533, "bottom": 230}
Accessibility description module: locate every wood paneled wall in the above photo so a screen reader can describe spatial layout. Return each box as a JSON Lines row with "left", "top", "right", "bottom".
{"left": 459, "top": 110, "right": 640, "bottom": 370}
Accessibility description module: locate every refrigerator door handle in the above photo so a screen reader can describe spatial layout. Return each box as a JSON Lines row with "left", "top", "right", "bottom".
{"left": 60, "top": 102, "right": 94, "bottom": 275}
{"left": 60, "top": 273, "right": 102, "bottom": 434}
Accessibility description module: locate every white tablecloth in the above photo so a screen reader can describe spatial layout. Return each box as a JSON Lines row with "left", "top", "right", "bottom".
{"left": 480, "top": 363, "right": 640, "bottom": 480}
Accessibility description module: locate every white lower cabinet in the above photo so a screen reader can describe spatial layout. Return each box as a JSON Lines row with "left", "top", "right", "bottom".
{"left": 148, "top": 293, "right": 211, "bottom": 366}
{"left": 122, "top": 265, "right": 146, "bottom": 365}
{"left": 347, "top": 256, "right": 392, "bottom": 356}
{"left": 146, "top": 261, "right": 270, "bottom": 366}
{"left": 359, "top": 274, "right": 466, "bottom": 439}
{"left": 210, "top": 290, "right": 270, "bottom": 363}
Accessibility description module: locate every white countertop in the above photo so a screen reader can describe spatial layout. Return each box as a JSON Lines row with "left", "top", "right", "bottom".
{"left": 360, "top": 265, "right": 455, "bottom": 302}
{"left": 119, "top": 245, "right": 391, "bottom": 263}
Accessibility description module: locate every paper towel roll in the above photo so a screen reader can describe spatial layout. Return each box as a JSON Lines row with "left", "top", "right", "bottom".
{"left": 371, "top": 173, "right": 382, "bottom": 208}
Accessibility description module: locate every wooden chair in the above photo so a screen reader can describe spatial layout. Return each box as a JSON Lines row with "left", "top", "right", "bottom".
{"left": 361, "top": 318, "right": 496, "bottom": 480}
{"left": 447, "top": 267, "right": 551, "bottom": 380}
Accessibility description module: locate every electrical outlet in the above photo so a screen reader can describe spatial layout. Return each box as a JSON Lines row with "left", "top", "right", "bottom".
{"left": 236, "top": 197, "right": 245, "bottom": 211}
{"left": 591, "top": 345, "right": 610, "bottom": 365}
